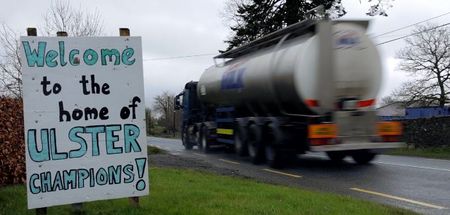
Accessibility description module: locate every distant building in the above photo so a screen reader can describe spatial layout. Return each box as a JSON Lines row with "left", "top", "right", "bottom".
{"left": 404, "top": 106, "right": 450, "bottom": 119}
{"left": 377, "top": 102, "right": 405, "bottom": 121}
{"left": 377, "top": 102, "right": 450, "bottom": 120}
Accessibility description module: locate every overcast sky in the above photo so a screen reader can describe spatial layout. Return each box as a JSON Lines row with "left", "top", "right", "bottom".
{"left": 1, "top": 0, "right": 450, "bottom": 107}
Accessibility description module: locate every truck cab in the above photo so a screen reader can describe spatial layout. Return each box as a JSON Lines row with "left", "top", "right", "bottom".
{"left": 175, "top": 82, "right": 203, "bottom": 149}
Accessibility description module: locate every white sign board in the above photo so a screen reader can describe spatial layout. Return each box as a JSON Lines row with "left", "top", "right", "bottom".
{"left": 20, "top": 36, "right": 148, "bottom": 209}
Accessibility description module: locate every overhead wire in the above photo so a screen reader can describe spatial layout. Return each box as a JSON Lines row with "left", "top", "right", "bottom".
{"left": 143, "top": 53, "right": 216, "bottom": 61}
{"left": 376, "top": 22, "right": 450, "bottom": 46}
{"left": 373, "top": 11, "right": 450, "bottom": 38}
{"left": 144, "top": 11, "right": 450, "bottom": 60}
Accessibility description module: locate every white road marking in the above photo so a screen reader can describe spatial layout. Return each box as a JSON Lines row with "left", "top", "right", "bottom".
{"left": 307, "top": 154, "right": 450, "bottom": 173}
{"left": 219, "top": 159, "right": 240, "bottom": 165}
{"left": 375, "top": 161, "right": 450, "bottom": 173}
{"left": 351, "top": 187, "right": 447, "bottom": 210}
{"left": 262, "top": 169, "right": 302, "bottom": 178}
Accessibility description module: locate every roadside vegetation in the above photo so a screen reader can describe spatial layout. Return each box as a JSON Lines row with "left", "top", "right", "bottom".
{"left": 147, "top": 145, "right": 165, "bottom": 155}
{"left": 0, "top": 167, "right": 415, "bottom": 215}
{"left": 387, "top": 147, "right": 450, "bottom": 160}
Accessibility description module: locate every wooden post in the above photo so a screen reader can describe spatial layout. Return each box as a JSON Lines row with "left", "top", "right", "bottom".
{"left": 35, "top": 207, "right": 47, "bottom": 215}
{"left": 56, "top": 31, "right": 68, "bottom": 37}
{"left": 27, "top": 28, "right": 37, "bottom": 36}
{"left": 119, "top": 28, "right": 130, "bottom": 37}
{"left": 71, "top": 203, "right": 83, "bottom": 215}
{"left": 119, "top": 27, "right": 140, "bottom": 208}
{"left": 28, "top": 26, "right": 47, "bottom": 215}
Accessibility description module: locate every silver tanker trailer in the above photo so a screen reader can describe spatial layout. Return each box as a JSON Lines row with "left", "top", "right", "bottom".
{"left": 175, "top": 19, "right": 404, "bottom": 168}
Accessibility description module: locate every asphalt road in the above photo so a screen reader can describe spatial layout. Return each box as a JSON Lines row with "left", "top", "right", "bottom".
{"left": 148, "top": 136, "right": 450, "bottom": 215}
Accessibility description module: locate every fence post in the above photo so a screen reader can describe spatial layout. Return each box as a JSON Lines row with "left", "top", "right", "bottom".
{"left": 119, "top": 27, "right": 140, "bottom": 208}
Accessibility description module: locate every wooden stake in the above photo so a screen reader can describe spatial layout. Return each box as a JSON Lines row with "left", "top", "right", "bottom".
{"left": 28, "top": 27, "right": 47, "bottom": 215}
{"left": 27, "top": 28, "right": 37, "bottom": 36}
{"left": 56, "top": 31, "right": 68, "bottom": 37}
{"left": 129, "top": 196, "right": 140, "bottom": 207}
{"left": 120, "top": 27, "right": 140, "bottom": 208}
{"left": 71, "top": 203, "right": 84, "bottom": 215}
{"left": 35, "top": 207, "right": 47, "bottom": 215}
{"left": 119, "top": 28, "right": 130, "bottom": 36}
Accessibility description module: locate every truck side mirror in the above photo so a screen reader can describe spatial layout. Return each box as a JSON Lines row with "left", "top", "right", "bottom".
{"left": 174, "top": 93, "right": 183, "bottom": 110}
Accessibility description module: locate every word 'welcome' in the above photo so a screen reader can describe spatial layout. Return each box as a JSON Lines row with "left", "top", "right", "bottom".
{"left": 22, "top": 41, "right": 135, "bottom": 67}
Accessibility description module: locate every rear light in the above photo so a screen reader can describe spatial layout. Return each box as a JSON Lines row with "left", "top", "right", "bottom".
{"left": 357, "top": 99, "right": 375, "bottom": 108}
{"left": 305, "top": 99, "right": 320, "bottom": 107}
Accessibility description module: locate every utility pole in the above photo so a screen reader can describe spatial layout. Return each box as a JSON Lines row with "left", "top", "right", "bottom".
{"left": 173, "top": 110, "right": 176, "bottom": 137}
{"left": 167, "top": 96, "right": 170, "bottom": 135}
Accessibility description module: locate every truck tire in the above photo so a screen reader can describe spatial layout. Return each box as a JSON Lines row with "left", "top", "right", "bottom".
{"left": 351, "top": 150, "right": 376, "bottom": 164}
{"left": 182, "top": 130, "right": 193, "bottom": 150}
{"left": 247, "top": 124, "right": 265, "bottom": 164}
{"left": 265, "top": 124, "right": 284, "bottom": 168}
{"left": 200, "top": 126, "right": 211, "bottom": 153}
{"left": 234, "top": 125, "right": 248, "bottom": 156}
{"left": 265, "top": 145, "right": 283, "bottom": 168}
{"left": 326, "top": 151, "right": 346, "bottom": 162}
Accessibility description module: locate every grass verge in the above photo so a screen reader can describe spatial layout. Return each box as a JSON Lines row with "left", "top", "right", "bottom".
{"left": 0, "top": 167, "right": 414, "bottom": 215}
{"left": 386, "top": 147, "right": 450, "bottom": 160}
{"left": 147, "top": 145, "right": 165, "bottom": 155}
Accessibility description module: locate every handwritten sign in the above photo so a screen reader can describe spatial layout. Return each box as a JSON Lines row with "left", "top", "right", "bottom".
{"left": 20, "top": 36, "right": 148, "bottom": 209}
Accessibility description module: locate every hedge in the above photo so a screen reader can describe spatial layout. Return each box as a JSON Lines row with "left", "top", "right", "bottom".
{"left": 0, "top": 97, "right": 25, "bottom": 186}
{"left": 403, "top": 117, "right": 450, "bottom": 148}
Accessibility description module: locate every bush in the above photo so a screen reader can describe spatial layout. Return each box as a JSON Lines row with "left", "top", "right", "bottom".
{"left": 0, "top": 97, "right": 25, "bottom": 186}
{"left": 403, "top": 116, "right": 450, "bottom": 148}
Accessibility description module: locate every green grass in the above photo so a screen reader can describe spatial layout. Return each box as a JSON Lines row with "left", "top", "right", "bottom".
{"left": 0, "top": 168, "right": 414, "bottom": 215}
{"left": 387, "top": 147, "right": 450, "bottom": 160}
{"left": 147, "top": 145, "right": 165, "bottom": 155}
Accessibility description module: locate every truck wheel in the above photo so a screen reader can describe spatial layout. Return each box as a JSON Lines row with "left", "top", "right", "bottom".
{"left": 326, "top": 151, "right": 346, "bottom": 162}
{"left": 182, "top": 131, "right": 193, "bottom": 150}
{"left": 234, "top": 125, "right": 248, "bottom": 156}
{"left": 265, "top": 124, "right": 285, "bottom": 168}
{"left": 351, "top": 150, "right": 376, "bottom": 164}
{"left": 265, "top": 145, "right": 284, "bottom": 168}
{"left": 200, "top": 126, "right": 211, "bottom": 153}
{"left": 247, "top": 124, "right": 264, "bottom": 164}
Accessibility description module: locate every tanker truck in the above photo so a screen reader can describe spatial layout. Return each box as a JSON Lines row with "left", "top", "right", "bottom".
{"left": 174, "top": 19, "right": 404, "bottom": 168}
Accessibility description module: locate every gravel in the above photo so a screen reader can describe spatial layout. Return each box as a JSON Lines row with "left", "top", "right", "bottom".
{"left": 149, "top": 153, "right": 248, "bottom": 178}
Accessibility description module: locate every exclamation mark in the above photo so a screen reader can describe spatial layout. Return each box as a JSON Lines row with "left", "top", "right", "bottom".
{"left": 135, "top": 158, "right": 147, "bottom": 191}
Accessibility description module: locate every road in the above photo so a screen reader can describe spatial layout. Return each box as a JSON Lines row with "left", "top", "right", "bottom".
{"left": 148, "top": 136, "right": 450, "bottom": 215}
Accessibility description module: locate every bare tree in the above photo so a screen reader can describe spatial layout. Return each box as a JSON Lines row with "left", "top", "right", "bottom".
{"left": 379, "top": 95, "right": 401, "bottom": 107}
{"left": 0, "top": 25, "right": 22, "bottom": 97}
{"left": 153, "top": 91, "right": 177, "bottom": 134}
{"left": 0, "top": 0, "right": 104, "bottom": 97}
{"left": 394, "top": 23, "right": 450, "bottom": 107}
{"left": 42, "top": 0, "right": 103, "bottom": 37}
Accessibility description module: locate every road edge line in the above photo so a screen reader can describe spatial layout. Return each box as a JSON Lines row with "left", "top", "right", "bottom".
{"left": 262, "top": 168, "right": 302, "bottom": 178}
{"left": 350, "top": 187, "right": 446, "bottom": 210}
{"left": 375, "top": 161, "right": 450, "bottom": 172}
{"left": 219, "top": 159, "right": 240, "bottom": 165}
